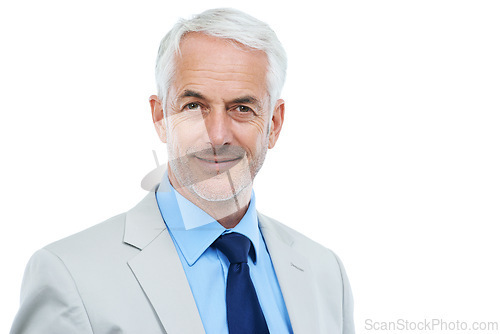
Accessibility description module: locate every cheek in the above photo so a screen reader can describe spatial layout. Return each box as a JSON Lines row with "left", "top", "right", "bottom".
{"left": 166, "top": 113, "right": 207, "bottom": 151}
{"left": 247, "top": 115, "right": 268, "bottom": 135}
{"left": 234, "top": 119, "right": 269, "bottom": 155}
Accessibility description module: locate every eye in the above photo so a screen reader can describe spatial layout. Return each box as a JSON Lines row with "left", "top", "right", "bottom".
{"left": 185, "top": 102, "right": 200, "bottom": 110}
{"left": 236, "top": 105, "right": 251, "bottom": 113}
{"left": 229, "top": 105, "right": 257, "bottom": 121}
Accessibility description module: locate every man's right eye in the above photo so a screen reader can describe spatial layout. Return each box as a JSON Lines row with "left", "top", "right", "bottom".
{"left": 185, "top": 102, "right": 200, "bottom": 110}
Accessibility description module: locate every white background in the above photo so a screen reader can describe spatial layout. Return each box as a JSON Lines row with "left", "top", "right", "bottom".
{"left": 1, "top": 0, "right": 499, "bottom": 332}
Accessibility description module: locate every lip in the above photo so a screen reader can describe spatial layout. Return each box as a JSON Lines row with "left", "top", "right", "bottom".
{"left": 194, "top": 156, "right": 242, "bottom": 173}
{"left": 196, "top": 156, "right": 241, "bottom": 163}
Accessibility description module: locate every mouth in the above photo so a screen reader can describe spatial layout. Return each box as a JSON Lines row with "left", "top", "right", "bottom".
{"left": 187, "top": 145, "right": 246, "bottom": 174}
{"left": 193, "top": 155, "right": 243, "bottom": 173}
{"left": 195, "top": 156, "right": 241, "bottom": 164}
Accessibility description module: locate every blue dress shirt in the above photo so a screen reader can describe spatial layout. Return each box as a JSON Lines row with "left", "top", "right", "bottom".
{"left": 155, "top": 174, "right": 293, "bottom": 334}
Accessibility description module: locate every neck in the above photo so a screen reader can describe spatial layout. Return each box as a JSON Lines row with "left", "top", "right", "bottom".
{"left": 168, "top": 167, "right": 252, "bottom": 229}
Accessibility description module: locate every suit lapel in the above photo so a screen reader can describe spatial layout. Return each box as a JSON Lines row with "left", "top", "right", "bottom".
{"left": 259, "top": 213, "right": 320, "bottom": 334}
{"left": 124, "top": 191, "right": 205, "bottom": 334}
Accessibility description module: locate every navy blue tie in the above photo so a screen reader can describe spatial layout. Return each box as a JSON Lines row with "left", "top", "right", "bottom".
{"left": 212, "top": 233, "right": 270, "bottom": 334}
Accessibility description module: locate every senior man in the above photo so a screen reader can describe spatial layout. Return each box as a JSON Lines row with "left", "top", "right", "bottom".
{"left": 11, "top": 8, "right": 354, "bottom": 334}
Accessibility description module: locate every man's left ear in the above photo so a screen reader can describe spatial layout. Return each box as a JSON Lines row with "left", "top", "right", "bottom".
{"left": 268, "top": 99, "right": 285, "bottom": 149}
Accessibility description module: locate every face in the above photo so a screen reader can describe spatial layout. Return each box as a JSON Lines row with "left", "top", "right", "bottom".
{"left": 151, "top": 33, "right": 284, "bottom": 203}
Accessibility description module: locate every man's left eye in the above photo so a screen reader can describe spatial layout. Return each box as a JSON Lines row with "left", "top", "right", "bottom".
{"left": 236, "top": 106, "right": 251, "bottom": 113}
{"left": 228, "top": 105, "right": 256, "bottom": 121}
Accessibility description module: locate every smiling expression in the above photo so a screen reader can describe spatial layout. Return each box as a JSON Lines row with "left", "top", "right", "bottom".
{"left": 153, "top": 33, "right": 284, "bottom": 203}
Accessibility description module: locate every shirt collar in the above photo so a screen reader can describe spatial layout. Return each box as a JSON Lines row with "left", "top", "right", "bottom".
{"left": 155, "top": 172, "right": 260, "bottom": 266}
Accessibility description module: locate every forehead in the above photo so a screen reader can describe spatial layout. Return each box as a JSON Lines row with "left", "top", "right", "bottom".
{"left": 172, "top": 33, "right": 268, "bottom": 92}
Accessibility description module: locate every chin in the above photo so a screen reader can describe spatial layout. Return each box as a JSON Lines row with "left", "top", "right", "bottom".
{"left": 190, "top": 174, "right": 251, "bottom": 202}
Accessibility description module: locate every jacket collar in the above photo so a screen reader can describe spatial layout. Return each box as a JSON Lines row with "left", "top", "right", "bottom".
{"left": 123, "top": 189, "right": 166, "bottom": 250}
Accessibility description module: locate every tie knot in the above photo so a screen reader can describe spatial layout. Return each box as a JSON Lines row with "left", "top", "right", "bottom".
{"left": 212, "top": 233, "right": 251, "bottom": 264}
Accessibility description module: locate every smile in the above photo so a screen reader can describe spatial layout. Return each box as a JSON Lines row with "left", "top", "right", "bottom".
{"left": 194, "top": 156, "right": 243, "bottom": 174}
{"left": 195, "top": 156, "right": 241, "bottom": 164}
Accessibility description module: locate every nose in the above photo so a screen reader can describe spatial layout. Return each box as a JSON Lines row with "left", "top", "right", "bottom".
{"left": 204, "top": 107, "right": 233, "bottom": 147}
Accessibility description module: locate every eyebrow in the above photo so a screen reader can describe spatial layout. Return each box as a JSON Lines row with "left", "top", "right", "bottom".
{"left": 230, "top": 96, "right": 262, "bottom": 110}
{"left": 178, "top": 89, "right": 206, "bottom": 101}
{"left": 232, "top": 96, "right": 258, "bottom": 105}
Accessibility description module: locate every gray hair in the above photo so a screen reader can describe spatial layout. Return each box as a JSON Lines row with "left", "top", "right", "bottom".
{"left": 155, "top": 8, "right": 287, "bottom": 112}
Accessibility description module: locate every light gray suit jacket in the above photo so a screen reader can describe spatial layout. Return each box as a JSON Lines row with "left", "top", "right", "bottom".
{"left": 11, "top": 190, "right": 354, "bottom": 334}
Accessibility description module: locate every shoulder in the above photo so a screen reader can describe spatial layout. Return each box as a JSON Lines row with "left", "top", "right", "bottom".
{"left": 12, "top": 194, "right": 166, "bottom": 333}
{"left": 258, "top": 212, "right": 355, "bottom": 333}
{"left": 43, "top": 190, "right": 161, "bottom": 260}
{"left": 257, "top": 211, "right": 350, "bottom": 285}
{"left": 258, "top": 211, "right": 340, "bottom": 260}
{"left": 10, "top": 216, "right": 128, "bottom": 334}
{"left": 44, "top": 212, "right": 128, "bottom": 259}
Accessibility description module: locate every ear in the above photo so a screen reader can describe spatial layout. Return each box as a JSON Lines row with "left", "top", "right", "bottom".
{"left": 149, "top": 95, "right": 167, "bottom": 143}
{"left": 268, "top": 99, "right": 285, "bottom": 149}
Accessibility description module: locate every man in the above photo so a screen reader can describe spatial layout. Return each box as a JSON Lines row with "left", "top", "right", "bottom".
{"left": 11, "top": 8, "right": 354, "bottom": 334}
